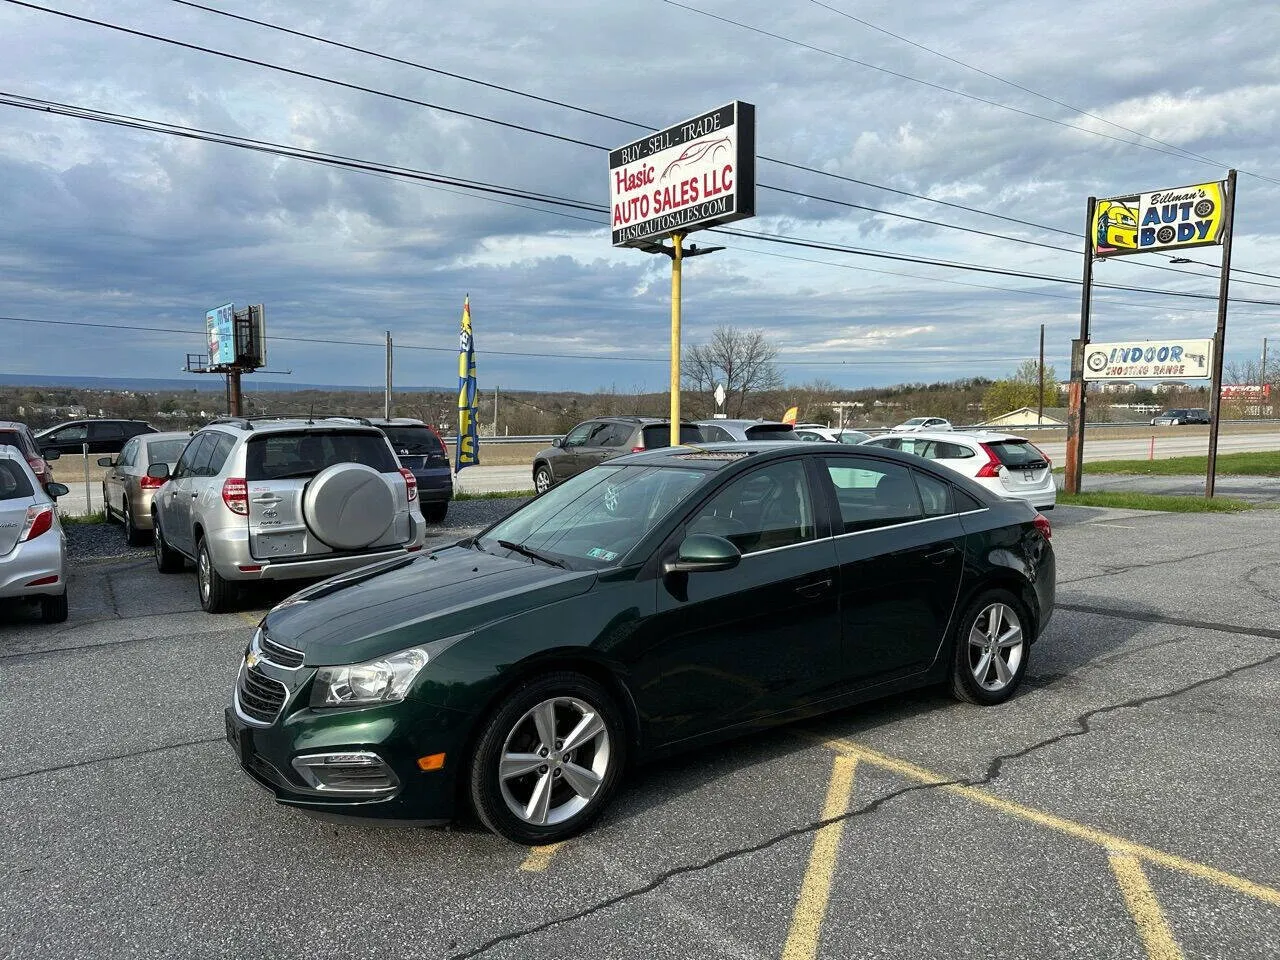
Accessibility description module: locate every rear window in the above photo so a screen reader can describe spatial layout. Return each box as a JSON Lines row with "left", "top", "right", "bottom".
{"left": 987, "top": 440, "right": 1048, "bottom": 468}
{"left": 0, "top": 430, "right": 28, "bottom": 453}
{"left": 0, "top": 460, "right": 34, "bottom": 499}
{"left": 380, "top": 425, "right": 445, "bottom": 457}
{"left": 147, "top": 439, "right": 189, "bottom": 464}
{"left": 245, "top": 430, "right": 397, "bottom": 481}
{"left": 744, "top": 424, "right": 797, "bottom": 440}
{"left": 641, "top": 424, "right": 704, "bottom": 449}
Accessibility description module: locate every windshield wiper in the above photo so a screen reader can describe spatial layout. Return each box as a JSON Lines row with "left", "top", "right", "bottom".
{"left": 497, "top": 539, "right": 567, "bottom": 569}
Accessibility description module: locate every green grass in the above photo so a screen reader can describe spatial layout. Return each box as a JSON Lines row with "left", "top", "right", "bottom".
{"left": 454, "top": 489, "right": 535, "bottom": 501}
{"left": 59, "top": 510, "right": 107, "bottom": 524}
{"left": 1057, "top": 491, "right": 1254, "bottom": 512}
{"left": 1067, "top": 450, "right": 1280, "bottom": 476}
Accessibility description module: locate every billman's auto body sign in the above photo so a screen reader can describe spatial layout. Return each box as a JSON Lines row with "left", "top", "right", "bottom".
{"left": 1084, "top": 338, "right": 1214, "bottom": 380}
{"left": 609, "top": 101, "right": 755, "bottom": 247}
{"left": 1091, "top": 180, "right": 1229, "bottom": 258}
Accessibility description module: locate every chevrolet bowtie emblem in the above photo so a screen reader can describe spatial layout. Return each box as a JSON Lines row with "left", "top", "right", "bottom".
{"left": 245, "top": 650, "right": 261, "bottom": 669}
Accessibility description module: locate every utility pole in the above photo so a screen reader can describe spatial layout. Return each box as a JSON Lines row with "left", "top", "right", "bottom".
{"left": 1065, "top": 197, "right": 1097, "bottom": 495}
{"left": 384, "top": 331, "right": 393, "bottom": 419}
{"left": 493, "top": 385, "right": 500, "bottom": 436}
{"left": 1038, "top": 323, "right": 1046, "bottom": 424}
{"left": 1262, "top": 337, "right": 1269, "bottom": 418}
{"left": 1206, "top": 169, "right": 1238, "bottom": 498}
{"left": 227, "top": 370, "right": 242, "bottom": 417}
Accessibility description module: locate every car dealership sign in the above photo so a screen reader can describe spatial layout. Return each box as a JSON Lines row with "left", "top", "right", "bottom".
{"left": 1084, "top": 338, "right": 1214, "bottom": 380}
{"left": 1090, "top": 180, "right": 1228, "bottom": 259}
{"left": 609, "top": 101, "right": 755, "bottom": 247}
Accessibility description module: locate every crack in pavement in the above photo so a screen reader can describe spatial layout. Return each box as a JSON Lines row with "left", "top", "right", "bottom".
{"left": 1057, "top": 602, "right": 1280, "bottom": 641}
{"left": 1056, "top": 536, "right": 1279, "bottom": 586}
{"left": 451, "top": 645, "right": 1280, "bottom": 959}
{"left": 0, "top": 735, "right": 226, "bottom": 786}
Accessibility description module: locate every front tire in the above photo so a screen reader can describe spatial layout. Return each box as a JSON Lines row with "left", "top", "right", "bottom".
{"left": 196, "top": 537, "right": 234, "bottom": 614}
{"left": 533, "top": 465, "right": 553, "bottom": 495}
{"left": 40, "top": 592, "right": 68, "bottom": 624}
{"left": 469, "top": 672, "right": 626, "bottom": 845}
{"left": 152, "top": 513, "right": 183, "bottom": 573}
{"left": 950, "top": 589, "right": 1030, "bottom": 705}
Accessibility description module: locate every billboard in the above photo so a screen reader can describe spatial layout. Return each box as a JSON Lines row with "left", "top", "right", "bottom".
{"left": 205, "top": 303, "right": 235, "bottom": 368}
{"left": 1083, "top": 339, "right": 1214, "bottom": 381}
{"left": 1221, "top": 384, "right": 1272, "bottom": 400}
{"left": 609, "top": 101, "right": 755, "bottom": 247}
{"left": 1091, "top": 181, "right": 1228, "bottom": 258}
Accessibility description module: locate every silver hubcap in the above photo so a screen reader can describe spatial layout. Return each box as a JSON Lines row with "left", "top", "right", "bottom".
{"left": 198, "top": 547, "right": 211, "bottom": 600}
{"left": 154, "top": 523, "right": 163, "bottom": 561}
{"left": 969, "top": 602, "right": 1024, "bottom": 691}
{"left": 498, "top": 696, "right": 610, "bottom": 826}
{"left": 535, "top": 470, "right": 551, "bottom": 494}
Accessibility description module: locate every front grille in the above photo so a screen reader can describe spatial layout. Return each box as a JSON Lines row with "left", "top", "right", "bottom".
{"left": 238, "top": 664, "right": 288, "bottom": 724}
{"left": 260, "top": 633, "right": 304, "bottom": 668}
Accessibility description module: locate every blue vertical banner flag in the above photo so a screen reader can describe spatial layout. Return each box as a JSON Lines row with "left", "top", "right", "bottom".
{"left": 455, "top": 295, "right": 480, "bottom": 471}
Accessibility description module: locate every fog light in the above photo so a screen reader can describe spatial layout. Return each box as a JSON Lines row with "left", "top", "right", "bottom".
{"left": 291, "top": 751, "right": 400, "bottom": 794}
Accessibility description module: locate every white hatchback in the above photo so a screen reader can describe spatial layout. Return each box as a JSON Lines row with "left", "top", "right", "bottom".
{"left": 861, "top": 431, "right": 1056, "bottom": 510}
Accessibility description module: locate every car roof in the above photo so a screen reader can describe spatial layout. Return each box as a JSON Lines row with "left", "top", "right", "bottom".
{"left": 0, "top": 421, "right": 32, "bottom": 431}
{"left": 200, "top": 416, "right": 386, "bottom": 435}
{"left": 694, "top": 419, "right": 790, "bottom": 428}
{"left": 141, "top": 430, "right": 196, "bottom": 442}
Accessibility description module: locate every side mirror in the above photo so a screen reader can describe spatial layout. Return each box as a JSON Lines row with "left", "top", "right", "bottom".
{"left": 552, "top": 437, "right": 564, "bottom": 448}
{"left": 46, "top": 482, "right": 69, "bottom": 499}
{"left": 663, "top": 534, "right": 742, "bottom": 575}
{"left": 146, "top": 463, "right": 171, "bottom": 480}
{"left": 97, "top": 457, "right": 116, "bottom": 467}
{"left": 43, "top": 450, "right": 60, "bottom": 461}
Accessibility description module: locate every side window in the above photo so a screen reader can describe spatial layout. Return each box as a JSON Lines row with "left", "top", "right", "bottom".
{"left": 597, "top": 423, "right": 632, "bottom": 448}
{"left": 914, "top": 471, "right": 955, "bottom": 517}
{"left": 865, "top": 437, "right": 899, "bottom": 451}
{"left": 585, "top": 422, "right": 617, "bottom": 446}
{"left": 702, "top": 425, "right": 731, "bottom": 443}
{"left": 685, "top": 460, "right": 816, "bottom": 555}
{"left": 824, "top": 457, "right": 923, "bottom": 533}
{"left": 118, "top": 438, "right": 139, "bottom": 468}
{"left": 562, "top": 422, "right": 595, "bottom": 448}
{"left": 206, "top": 434, "right": 237, "bottom": 475}
{"left": 933, "top": 441, "right": 974, "bottom": 459}
{"left": 54, "top": 424, "right": 89, "bottom": 444}
{"left": 91, "top": 422, "right": 126, "bottom": 441}
{"left": 953, "top": 487, "right": 983, "bottom": 512}
{"left": 174, "top": 434, "right": 211, "bottom": 479}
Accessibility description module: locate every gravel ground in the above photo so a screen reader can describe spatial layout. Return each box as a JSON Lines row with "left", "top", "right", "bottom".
{"left": 62, "top": 497, "right": 529, "bottom": 564}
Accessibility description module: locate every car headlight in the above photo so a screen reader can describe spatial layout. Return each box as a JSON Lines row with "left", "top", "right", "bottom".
{"left": 309, "top": 635, "right": 467, "bottom": 708}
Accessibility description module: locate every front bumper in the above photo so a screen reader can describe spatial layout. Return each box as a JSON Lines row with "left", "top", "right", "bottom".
{"left": 0, "top": 530, "right": 66, "bottom": 599}
{"left": 225, "top": 689, "right": 475, "bottom": 823}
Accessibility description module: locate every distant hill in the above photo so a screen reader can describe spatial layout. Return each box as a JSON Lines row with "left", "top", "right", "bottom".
{"left": 0, "top": 373, "right": 453, "bottom": 393}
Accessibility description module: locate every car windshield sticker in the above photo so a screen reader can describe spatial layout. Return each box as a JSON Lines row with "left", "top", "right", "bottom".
{"left": 586, "top": 547, "right": 620, "bottom": 561}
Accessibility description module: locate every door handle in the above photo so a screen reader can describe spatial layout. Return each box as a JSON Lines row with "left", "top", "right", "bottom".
{"left": 794, "top": 578, "right": 833, "bottom": 599}
{"left": 924, "top": 545, "right": 958, "bottom": 564}
{"left": 190, "top": 492, "right": 199, "bottom": 499}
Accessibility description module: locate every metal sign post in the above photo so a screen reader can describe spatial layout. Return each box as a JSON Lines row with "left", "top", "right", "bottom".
{"left": 1206, "top": 169, "right": 1238, "bottom": 498}
{"left": 669, "top": 233, "right": 684, "bottom": 446}
{"left": 1065, "top": 196, "right": 1097, "bottom": 495}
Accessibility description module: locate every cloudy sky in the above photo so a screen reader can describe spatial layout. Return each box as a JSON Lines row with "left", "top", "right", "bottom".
{"left": 2, "top": 0, "right": 1278, "bottom": 392}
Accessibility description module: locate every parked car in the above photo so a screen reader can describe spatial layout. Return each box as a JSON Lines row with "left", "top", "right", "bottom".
{"left": 834, "top": 429, "right": 871, "bottom": 444}
{"left": 693, "top": 419, "right": 797, "bottom": 442}
{"left": 149, "top": 417, "right": 427, "bottom": 613}
{"left": 0, "top": 421, "right": 59, "bottom": 491}
{"left": 226, "top": 441, "right": 1054, "bottom": 844}
{"left": 531, "top": 418, "right": 704, "bottom": 494}
{"left": 366, "top": 418, "right": 452, "bottom": 523}
{"left": 891, "top": 417, "right": 953, "bottom": 433}
{"left": 791, "top": 426, "right": 839, "bottom": 442}
{"left": 35, "top": 419, "right": 157, "bottom": 455}
{"left": 0, "top": 445, "right": 70, "bottom": 623}
{"left": 862, "top": 431, "right": 1056, "bottom": 510}
{"left": 1151, "top": 408, "right": 1210, "bottom": 426}
{"left": 98, "top": 431, "right": 192, "bottom": 545}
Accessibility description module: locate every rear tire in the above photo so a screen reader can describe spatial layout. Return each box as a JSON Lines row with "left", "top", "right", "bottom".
{"left": 196, "top": 537, "right": 234, "bottom": 614}
{"left": 123, "top": 498, "right": 146, "bottom": 546}
{"left": 469, "top": 672, "right": 626, "bottom": 845}
{"left": 423, "top": 502, "right": 448, "bottom": 523}
{"left": 950, "top": 589, "right": 1030, "bottom": 706}
{"left": 152, "top": 513, "right": 183, "bottom": 574}
{"left": 102, "top": 485, "right": 113, "bottom": 521}
{"left": 40, "top": 592, "right": 68, "bottom": 624}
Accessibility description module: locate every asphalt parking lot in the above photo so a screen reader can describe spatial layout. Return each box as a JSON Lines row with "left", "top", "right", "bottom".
{"left": 2, "top": 504, "right": 1278, "bottom": 959}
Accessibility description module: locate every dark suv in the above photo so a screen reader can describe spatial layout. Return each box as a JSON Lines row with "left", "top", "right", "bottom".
{"left": 367, "top": 418, "right": 453, "bottom": 522}
{"left": 531, "top": 417, "right": 704, "bottom": 493}
{"left": 1151, "top": 408, "right": 1210, "bottom": 426}
{"left": 36, "top": 419, "right": 157, "bottom": 455}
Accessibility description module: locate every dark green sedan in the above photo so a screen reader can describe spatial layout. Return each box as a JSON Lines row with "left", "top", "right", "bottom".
{"left": 226, "top": 442, "right": 1055, "bottom": 844}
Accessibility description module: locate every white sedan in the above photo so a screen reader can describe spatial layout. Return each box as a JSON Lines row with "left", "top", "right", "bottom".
{"left": 0, "top": 444, "right": 70, "bottom": 622}
{"left": 860, "top": 430, "right": 1055, "bottom": 510}
{"left": 891, "top": 417, "right": 953, "bottom": 432}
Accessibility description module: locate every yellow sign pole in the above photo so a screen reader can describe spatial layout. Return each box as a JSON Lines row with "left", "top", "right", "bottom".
{"left": 669, "top": 232, "right": 684, "bottom": 448}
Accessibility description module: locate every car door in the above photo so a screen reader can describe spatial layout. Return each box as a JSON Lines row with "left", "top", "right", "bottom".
{"left": 89, "top": 421, "right": 126, "bottom": 453}
{"left": 558, "top": 421, "right": 605, "bottom": 479}
{"left": 43, "top": 422, "right": 88, "bottom": 455}
{"left": 108, "top": 437, "right": 139, "bottom": 515}
{"left": 819, "top": 455, "right": 966, "bottom": 688}
{"left": 161, "top": 433, "right": 211, "bottom": 555}
{"left": 573, "top": 421, "right": 620, "bottom": 474}
{"left": 638, "top": 457, "right": 842, "bottom": 746}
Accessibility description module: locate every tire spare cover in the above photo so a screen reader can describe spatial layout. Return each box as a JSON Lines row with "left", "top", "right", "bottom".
{"left": 303, "top": 463, "right": 396, "bottom": 550}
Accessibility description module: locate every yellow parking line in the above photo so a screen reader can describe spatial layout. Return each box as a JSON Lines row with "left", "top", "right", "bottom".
{"left": 519, "top": 842, "right": 565, "bottom": 872}
{"left": 1109, "top": 852, "right": 1185, "bottom": 960}
{"left": 781, "top": 755, "right": 858, "bottom": 960}
{"left": 825, "top": 738, "right": 1280, "bottom": 908}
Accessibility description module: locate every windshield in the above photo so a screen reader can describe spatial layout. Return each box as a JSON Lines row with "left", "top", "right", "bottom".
{"left": 481, "top": 464, "right": 707, "bottom": 568}
{"left": 147, "top": 439, "right": 189, "bottom": 464}
{"left": 903, "top": 418, "right": 928, "bottom": 426}
{"left": 381, "top": 425, "right": 445, "bottom": 457}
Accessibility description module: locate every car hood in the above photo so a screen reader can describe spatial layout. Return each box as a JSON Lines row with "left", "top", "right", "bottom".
{"left": 260, "top": 545, "right": 596, "bottom": 665}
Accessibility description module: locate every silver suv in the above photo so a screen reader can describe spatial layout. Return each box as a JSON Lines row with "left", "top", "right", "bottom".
{"left": 149, "top": 418, "right": 426, "bottom": 613}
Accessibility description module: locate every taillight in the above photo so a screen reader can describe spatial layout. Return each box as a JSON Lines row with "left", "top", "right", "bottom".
{"left": 222, "top": 477, "right": 249, "bottom": 515}
{"left": 26, "top": 457, "right": 46, "bottom": 479}
{"left": 630, "top": 445, "right": 646, "bottom": 453}
{"left": 19, "top": 505, "right": 54, "bottom": 542}
{"left": 140, "top": 473, "right": 166, "bottom": 490}
{"left": 975, "top": 443, "right": 1003, "bottom": 478}
{"left": 400, "top": 467, "right": 418, "bottom": 502}
{"left": 1033, "top": 513, "right": 1052, "bottom": 540}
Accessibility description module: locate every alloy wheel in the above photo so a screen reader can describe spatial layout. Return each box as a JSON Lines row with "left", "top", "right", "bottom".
{"left": 498, "top": 696, "right": 610, "bottom": 826}
{"left": 534, "top": 469, "right": 551, "bottom": 494}
{"left": 198, "top": 545, "right": 211, "bottom": 602}
{"left": 968, "top": 602, "right": 1024, "bottom": 692}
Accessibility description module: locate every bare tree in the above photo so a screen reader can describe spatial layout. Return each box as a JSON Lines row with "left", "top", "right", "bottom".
{"left": 682, "top": 326, "right": 785, "bottom": 418}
